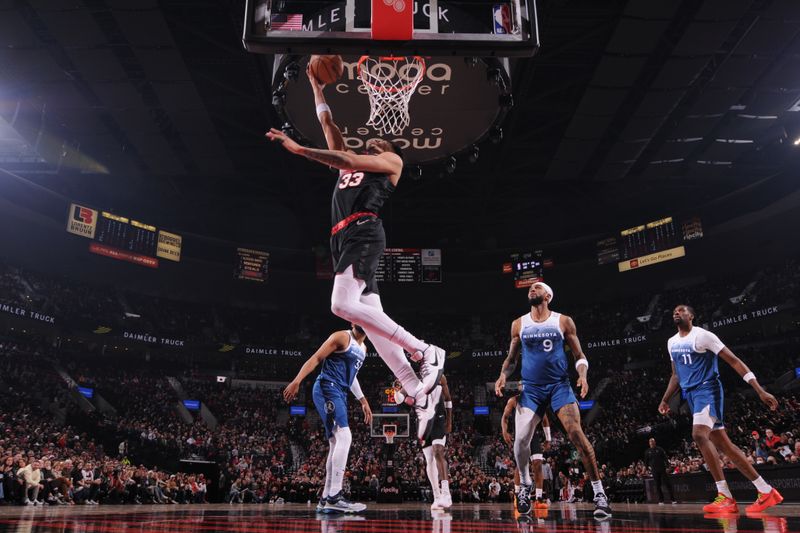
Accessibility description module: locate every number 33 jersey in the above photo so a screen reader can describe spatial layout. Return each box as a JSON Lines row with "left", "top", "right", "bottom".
{"left": 519, "top": 312, "right": 568, "bottom": 385}
{"left": 667, "top": 326, "right": 726, "bottom": 391}
{"left": 331, "top": 169, "right": 395, "bottom": 226}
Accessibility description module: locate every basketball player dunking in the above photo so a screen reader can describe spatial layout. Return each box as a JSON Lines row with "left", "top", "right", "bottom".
{"left": 502, "top": 390, "right": 551, "bottom": 511}
{"left": 494, "top": 282, "right": 611, "bottom": 518}
{"left": 266, "top": 66, "right": 446, "bottom": 417}
{"left": 660, "top": 305, "right": 782, "bottom": 514}
{"left": 283, "top": 324, "right": 372, "bottom": 513}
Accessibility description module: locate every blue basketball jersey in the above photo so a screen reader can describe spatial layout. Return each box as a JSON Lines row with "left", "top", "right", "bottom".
{"left": 667, "top": 326, "right": 726, "bottom": 391}
{"left": 519, "top": 311, "right": 568, "bottom": 385}
{"left": 317, "top": 331, "right": 366, "bottom": 389}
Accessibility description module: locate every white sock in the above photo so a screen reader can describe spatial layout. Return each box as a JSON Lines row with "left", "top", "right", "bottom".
{"left": 535, "top": 488, "right": 543, "bottom": 499}
{"left": 514, "top": 485, "right": 520, "bottom": 493}
{"left": 716, "top": 480, "right": 733, "bottom": 498}
{"left": 322, "top": 438, "right": 335, "bottom": 498}
{"left": 591, "top": 480, "right": 604, "bottom": 496}
{"left": 359, "top": 293, "right": 423, "bottom": 394}
{"left": 752, "top": 476, "right": 772, "bottom": 494}
{"left": 329, "top": 426, "right": 352, "bottom": 496}
{"left": 331, "top": 267, "right": 426, "bottom": 354}
{"left": 440, "top": 480, "right": 449, "bottom": 494}
{"left": 423, "top": 447, "right": 440, "bottom": 499}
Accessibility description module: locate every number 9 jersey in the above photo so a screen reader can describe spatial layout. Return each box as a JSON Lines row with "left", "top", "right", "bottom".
{"left": 519, "top": 311, "right": 568, "bottom": 385}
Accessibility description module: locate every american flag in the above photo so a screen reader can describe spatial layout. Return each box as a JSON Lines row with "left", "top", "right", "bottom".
{"left": 271, "top": 13, "right": 303, "bottom": 31}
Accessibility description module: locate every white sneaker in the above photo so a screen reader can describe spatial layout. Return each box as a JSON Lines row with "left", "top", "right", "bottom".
{"left": 24, "top": 500, "right": 33, "bottom": 506}
{"left": 414, "top": 345, "right": 445, "bottom": 393}
{"left": 440, "top": 490, "right": 452, "bottom": 509}
{"left": 431, "top": 498, "right": 444, "bottom": 511}
{"left": 415, "top": 385, "right": 443, "bottom": 437}
{"left": 324, "top": 492, "right": 367, "bottom": 513}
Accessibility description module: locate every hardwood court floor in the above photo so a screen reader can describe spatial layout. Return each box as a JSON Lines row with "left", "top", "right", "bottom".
{"left": 0, "top": 502, "right": 797, "bottom": 532}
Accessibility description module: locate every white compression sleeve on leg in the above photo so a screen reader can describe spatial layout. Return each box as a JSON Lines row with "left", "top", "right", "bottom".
{"left": 331, "top": 266, "right": 427, "bottom": 354}
{"left": 329, "top": 426, "right": 352, "bottom": 496}
{"left": 513, "top": 407, "right": 541, "bottom": 487}
{"left": 359, "top": 292, "right": 423, "bottom": 395}
{"left": 323, "top": 436, "right": 336, "bottom": 498}
{"left": 423, "top": 446, "right": 441, "bottom": 499}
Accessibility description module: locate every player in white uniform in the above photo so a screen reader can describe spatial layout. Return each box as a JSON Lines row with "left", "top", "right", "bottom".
{"left": 659, "top": 305, "right": 782, "bottom": 514}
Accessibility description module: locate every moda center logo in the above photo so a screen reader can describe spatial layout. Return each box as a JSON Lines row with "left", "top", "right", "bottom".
{"left": 66, "top": 203, "right": 98, "bottom": 239}
{"left": 280, "top": 54, "right": 506, "bottom": 165}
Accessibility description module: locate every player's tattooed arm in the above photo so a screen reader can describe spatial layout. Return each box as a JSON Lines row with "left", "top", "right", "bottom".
{"left": 658, "top": 361, "right": 680, "bottom": 415}
{"left": 495, "top": 319, "right": 521, "bottom": 396}
{"left": 561, "top": 315, "right": 589, "bottom": 397}
{"left": 298, "top": 147, "right": 355, "bottom": 168}
{"left": 266, "top": 128, "right": 353, "bottom": 169}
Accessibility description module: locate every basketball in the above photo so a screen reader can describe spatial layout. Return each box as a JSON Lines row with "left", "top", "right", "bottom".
{"left": 309, "top": 55, "right": 344, "bottom": 85}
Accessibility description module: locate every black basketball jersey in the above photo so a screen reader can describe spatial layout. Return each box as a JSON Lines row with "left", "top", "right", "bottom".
{"left": 331, "top": 169, "right": 395, "bottom": 226}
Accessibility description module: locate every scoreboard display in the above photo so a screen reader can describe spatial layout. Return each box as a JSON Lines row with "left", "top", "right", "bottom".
{"left": 66, "top": 203, "right": 182, "bottom": 268}
{"left": 235, "top": 248, "right": 270, "bottom": 282}
{"left": 95, "top": 212, "right": 158, "bottom": 257}
{"left": 596, "top": 216, "right": 703, "bottom": 271}
{"left": 376, "top": 248, "right": 442, "bottom": 283}
{"left": 510, "top": 251, "right": 543, "bottom": 289}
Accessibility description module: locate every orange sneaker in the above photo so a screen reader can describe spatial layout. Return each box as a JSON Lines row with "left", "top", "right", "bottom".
{"left": 746, "top": 489, "right": 783, "bottom": 513}
{"left": 534, "top": 498, "right": 549, "bottom": 511}
{"left": 703, "top": 494, "right": 739, "bottom": 514}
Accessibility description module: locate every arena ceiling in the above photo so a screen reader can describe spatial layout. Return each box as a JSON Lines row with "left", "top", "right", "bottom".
{"left": 1, "top": 0, "right": 800, "bottom": 253}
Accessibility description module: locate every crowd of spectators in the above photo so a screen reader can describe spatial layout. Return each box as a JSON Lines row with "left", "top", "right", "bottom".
{"left": 0, "top": 256, "right": 798, "bottom": 506}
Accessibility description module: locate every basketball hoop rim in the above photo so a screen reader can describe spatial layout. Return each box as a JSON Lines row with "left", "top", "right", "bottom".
{"left": 357, "top": 55, "right": 426, "bottom": 93}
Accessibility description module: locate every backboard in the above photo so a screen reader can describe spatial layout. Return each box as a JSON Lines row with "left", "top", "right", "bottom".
{"left": 243, "top": 0, "right": 540, "bottom": 57}
{"left": 370, "top": 413, "right": 410, "bottom": 439}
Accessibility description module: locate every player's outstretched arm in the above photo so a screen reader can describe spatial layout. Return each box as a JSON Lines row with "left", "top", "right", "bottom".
{"left": 282, "top": 331, "right": 348, "bottom": 402}
{"left": 308, "top": 66, "right": 345, "bottom": 152}
{"left": 658, "top": 361, "right": 680, "bottom": 415}
{"left": 718, "top": 347, "right": 778, "bottom": 411}
{"left": 265, "top": 128, "right": 401, "bottom": 174}
{"left": 561, "top": 315, "right": 589, "bottom": 398}
{"left": 495, "top": 319, "right": 522, "bottom": 396}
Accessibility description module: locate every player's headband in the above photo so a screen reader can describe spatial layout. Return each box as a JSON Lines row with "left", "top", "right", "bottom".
{"left": 534, "top": 282, "right": 554, "bottom": 303}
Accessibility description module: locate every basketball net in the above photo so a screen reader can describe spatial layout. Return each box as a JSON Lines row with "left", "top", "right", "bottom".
{"left": 382, "top": 424, "right": 397, "bottom": 444}
{"left": 358, "top": 56, "right": 426, "bottom": 136}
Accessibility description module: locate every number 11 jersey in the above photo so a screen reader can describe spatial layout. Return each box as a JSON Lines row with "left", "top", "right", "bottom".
{"left": 519, "top": 311, "right": 568, "bottom": 385}
{"left": 667, "top": 326, "right": 725, "bottom": 391}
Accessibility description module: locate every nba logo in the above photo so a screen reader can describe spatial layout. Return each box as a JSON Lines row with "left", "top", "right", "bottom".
{"left": 493, "top": 4, "right": 512, "bottom": 35}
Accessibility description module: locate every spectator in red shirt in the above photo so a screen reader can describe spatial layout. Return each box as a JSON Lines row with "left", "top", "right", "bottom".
{"left": 764, "top": 429, "right": 781, "bottom": 450}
